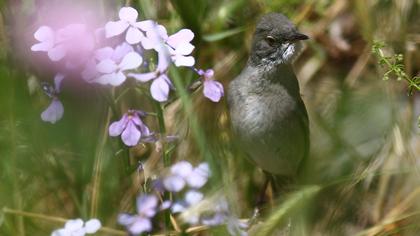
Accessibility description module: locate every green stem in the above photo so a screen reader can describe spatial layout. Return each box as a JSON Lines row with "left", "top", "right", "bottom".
{"left": 376, "top": 48, "right": 420, "bottom": 91}
{"left": 89, "top": 107, "right": 112, "bottom": 218}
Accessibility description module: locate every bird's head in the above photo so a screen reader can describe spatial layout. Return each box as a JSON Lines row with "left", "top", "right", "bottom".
{"left": 249, "top": 13, "right": 308, "bottom": 67}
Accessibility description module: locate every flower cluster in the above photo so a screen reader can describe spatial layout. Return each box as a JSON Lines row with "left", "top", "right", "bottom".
{"left": 51, "top": 218, "right": 101, "bottom": 236}
{"left": 31, "top": 6, "right": 224, "bottom": 130}
{"left": 117, "top": 161, "right": 247, "bottom": 236}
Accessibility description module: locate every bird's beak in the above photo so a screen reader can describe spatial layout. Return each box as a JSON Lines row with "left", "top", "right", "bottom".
{"left": 291, "top": 32, "right": 309, "bottom": 41}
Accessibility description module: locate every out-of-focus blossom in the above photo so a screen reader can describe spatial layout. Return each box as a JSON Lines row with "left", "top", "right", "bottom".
{"left": 171, "top": 190, "right": 204, "bottom": 224}
{"left": 118, "top": 195, "right": 158, "bottom": 235}
{"left": 31, "top": 24, "right": 95, "bottom": 63}
{"left": 41, "top": 73, "right": 65, "bottom": 124}
{"left": 51, "top": 218, "right": 101, "bottom": 236}
{"left": 197, "top": 69, "right": 224, "bottom": 102}
{"left": 105, "top": 7, "right": 153, "bottom": 45}
{"left": 129, "top": 48, "right": 173, "bottom": 102}
{"left": 31, "top": 26, "right": 55, "bottom": 53}
{"left": 163, "top": 161, "right": 210, "bottom": 192}
{"left": 198, "top": 197, "right": 248, "bottom": 236}
{"left": 109, "top": 110, "right": 152, "bottom": 146}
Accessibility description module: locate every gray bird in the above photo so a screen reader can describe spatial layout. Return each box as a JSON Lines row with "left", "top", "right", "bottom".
{"left": 228, "top": 13, "right": 309, "bottom": 183}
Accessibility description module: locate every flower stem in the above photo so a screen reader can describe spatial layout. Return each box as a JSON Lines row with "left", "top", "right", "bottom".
{"left": 153, "top": 101, "right": 172, "bottom": 233}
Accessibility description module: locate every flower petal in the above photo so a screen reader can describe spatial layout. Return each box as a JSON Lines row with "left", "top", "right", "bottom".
{"left": 163, "top": 175, "right": 186, "bottom": 192}
{"left": 140, "top": 36, "right": 156, "bottom": 50}
{"left": 81, "top": 60, "right": 98, "bottom": 81}
{"left": 64, "top": 219, "right": 84, "bottom": 231}
{"left": 128, "top": 218, "right": 152, "bottom": 235}
{"left": 129, "top": 72, "right": 156, "bottom": 82}
{"left": 95, "top": 47, "right": 114, "bottom": 61}
{"left": 84, "top": 219, "right": 101, "bottom": 234}
{"left": 109, "top": 114, "right": 128, "bottom": 136}
{"left": 156, "top": 46, "right": 171, "bottom": 72}
{"left": 96, "top": 59, "right": 118, "bottom": 74}
{"left": 167, "top": 29, "right": 194, "bottom": 48}
{"left": 51, "top": 229, "right": 70, "bottom": 236}
{"left": 41, "top": 99, "right": 64, "bottom": 124}
{"left": 134, "top": 20, "right": 156, "bottom": 32}
{"left": 173, "top": 55, "right": 195, "bottom": 67}
{"left": 47, "top": 45, "right": 66, "bottom": 61}
{"left": 110, "top": 71, "right": 127, "bottom": 86}
{"left": 54, "top": 73, "right": 65, "bottom": 93}
{"left": 34, "top": 26, "right": 54, "bottom": 42}
{"left": 137, "top": 195, "right": 158, "bottom": 217}
{"left": 31, "top": 42, "right": 53, "bottom": 52}
{"left": 171, "top": 161, "right": 193, "bottom": 177}
{"left": 119, "top": 52, "right": 142, "bottom": 71}
{"left": 186, "top": 163, "right": 210, "bottom": 188}
{"left": 112, "top": 42, "right": 134, "bottom": 62}
{"left": 150, "top": 75, "right": 170, "bottom": 102}
{"left": 204, "top": 69, "right": 214, "bottom": 79}
{"left": 121, "top": 120, "right": 141, "bottom": 146}
{"left": 171, "top": 202, "right": 186, "bottom": 213}
{"left": 105, "top": 20, "right": 129, "bottom": 38}
{"left": 175, "top": 42, "right": 194, "bottom": 55}
{"left": 185, "top": 190, "right": 203, "bottom": 205}
{"left": 118, "top": 214, "right": 136, "bottom": 226}
{"left": 126, "top": 27, "right": 144, "bottom": 45}
{"left": 203, "top": 80, "right": 224, "bottom": 102}
{"left": 119, "top": 7, "right": 138, "bottom": 23}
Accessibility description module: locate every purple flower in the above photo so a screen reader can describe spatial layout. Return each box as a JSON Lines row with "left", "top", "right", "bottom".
{"left": 105, "top": 7, "right": 153, "bottom": 45}
{"left": 109, "top": 110, "right": 151, "bottom": 146}
{"left": 163, "top": 161, "right": 210, "bottom": 192}
{"left": 94, "top": 50, "right": 142, "bottom": 86}
{"left": 129, "top": 47, "right": 173, "bottom": 102}
{"left": 118, "top": 195, "right": 158, "bottom": 235}
{"left": 197, "top": 69, "right": 224, "bottom": 102}
{"left": 41, "top": 73, "right": 65, "bottom": 124}
{"left": 51, "top": 218, "right": 101, "bottom": 236}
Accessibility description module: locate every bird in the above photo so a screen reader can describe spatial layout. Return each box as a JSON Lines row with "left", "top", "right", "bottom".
{"left": 228, "top": 13, "right": 309, "bottom": 193}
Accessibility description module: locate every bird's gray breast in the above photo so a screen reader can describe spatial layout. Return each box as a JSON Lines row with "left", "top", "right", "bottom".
{"left": 228, "top": 66, "right": 306, "bottom": 175}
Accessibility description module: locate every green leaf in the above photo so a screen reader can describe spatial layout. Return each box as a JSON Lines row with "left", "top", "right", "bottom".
{"left": 202, "top": 26, "right": 247, "bottom": 42}
{"left": 169, "top": 0, "right": 208, "bottom": 35}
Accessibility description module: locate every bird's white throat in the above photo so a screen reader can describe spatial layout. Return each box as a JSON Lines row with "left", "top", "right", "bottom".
{"left": 259, "top": 42, "right": 302, "bottom": 72}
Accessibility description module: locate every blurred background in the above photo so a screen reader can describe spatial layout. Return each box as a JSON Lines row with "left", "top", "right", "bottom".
{"left": 0, "top": 0, "right": 419, "bottom": 235}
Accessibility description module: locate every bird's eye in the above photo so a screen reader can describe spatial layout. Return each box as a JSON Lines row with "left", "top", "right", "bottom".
{"left": 265, "top": 36, "right": 276, "bottom": 46}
